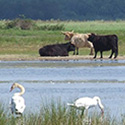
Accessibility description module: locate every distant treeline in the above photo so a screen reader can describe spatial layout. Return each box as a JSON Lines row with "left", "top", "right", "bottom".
{"left": 0, "top": 0, "right": 125, "bottom": 20}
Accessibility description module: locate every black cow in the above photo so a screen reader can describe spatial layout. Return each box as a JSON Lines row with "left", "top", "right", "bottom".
{"left": 39, "top": 42, "right": 75, "bottom": 56}
{"left": 88, "top": 33, "right": 118, "bottom": 59}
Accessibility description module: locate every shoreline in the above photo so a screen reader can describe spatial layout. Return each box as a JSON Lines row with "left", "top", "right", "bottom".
{"left": 0, "top": 54, "right": 125, "bottom": 61}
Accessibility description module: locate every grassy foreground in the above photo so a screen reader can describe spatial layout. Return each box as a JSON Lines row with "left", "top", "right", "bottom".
{"left": 0, "top": 101, "right": 125, "bottom": 125}
{"left": 0, "top": 20, "right": 125, "bottom": 60}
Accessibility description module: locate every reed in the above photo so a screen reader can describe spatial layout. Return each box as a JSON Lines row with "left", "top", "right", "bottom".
{"left": 0, "top": 101, "right": 124, "bottom": 125}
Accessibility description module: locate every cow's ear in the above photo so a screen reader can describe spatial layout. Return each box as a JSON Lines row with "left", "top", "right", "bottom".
{"left": 61, "top": 31, "right": 65, "bottom": 34}
{"left": 87, "top": 33, "right": 91, "bottom": 38}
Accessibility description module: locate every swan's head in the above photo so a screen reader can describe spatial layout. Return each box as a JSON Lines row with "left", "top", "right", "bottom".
{"left": 93, "top": 96, "right": 104, "bottom": 117}
{"left": 10, "top": 83, "right": 20, "bottom": 92}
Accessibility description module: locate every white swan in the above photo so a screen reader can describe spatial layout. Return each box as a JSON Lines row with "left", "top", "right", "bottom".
{"left": 67, "top": 96, "right": 104, "bottom": 117}
{"left": 9, "top": 83, "right": 26, "bottom": 116}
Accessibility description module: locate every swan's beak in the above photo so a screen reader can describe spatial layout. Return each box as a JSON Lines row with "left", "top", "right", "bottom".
{"left": 9, "top": 87, "right": 13, "bottom": 92}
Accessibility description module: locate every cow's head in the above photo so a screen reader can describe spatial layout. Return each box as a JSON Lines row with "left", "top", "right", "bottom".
{"left": 87, "top": 33, "right": 96, "bottom": 42}
{"left": 61, "top": 31, "right": 75, "bottom": 40}
{"left": 67, "top": 42, "right": 75, "bottom": 52}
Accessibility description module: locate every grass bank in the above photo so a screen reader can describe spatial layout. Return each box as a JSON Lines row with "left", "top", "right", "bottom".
{"left": 0, "top": 20, "right": 125, "bottom": 60}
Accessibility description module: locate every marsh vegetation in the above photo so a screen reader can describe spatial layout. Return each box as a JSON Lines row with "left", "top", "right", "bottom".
{"left": 0, "top": 19, "right": 125, "bottom": 124}
{"left": 0, "top": 101, "right": 125, "bottom": 125}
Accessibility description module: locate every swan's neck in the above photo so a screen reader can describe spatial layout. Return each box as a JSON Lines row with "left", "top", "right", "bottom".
{"left": 93, "top": 96, "right": 104, "bottom": 117}
{"left": 15, "top": 84, "right": 25, "bottom": 96}
{"left": 96, "top": 98, "right": 104, "bottom": 117}
{"left": 98, "top": 99, "right": 104, "bottom": 109}
{"left": 93, "top": 96, "right": 104, "bottom": 109}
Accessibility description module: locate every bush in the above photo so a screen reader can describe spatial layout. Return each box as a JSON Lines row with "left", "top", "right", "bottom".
{"left": 36, "top": 24, "right": 65, "bottom": 31}
{"left": 6, "top": 18, "right": 34, "bottom": 30}
{"left": 5, "top": 19, "right": 65, "bottom": 31}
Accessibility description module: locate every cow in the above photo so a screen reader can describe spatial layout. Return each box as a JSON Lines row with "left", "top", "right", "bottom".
{"left": 87, "top": 33, "right": 118, "bottom": 59}
{"left": 39, "top": 42, "right": 75, "bottom": 56}
{"left": 62, "top": 31, "right": 94, "bottom": 55}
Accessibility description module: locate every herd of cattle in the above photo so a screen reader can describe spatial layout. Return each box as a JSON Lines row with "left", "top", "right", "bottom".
{"left": 39, "top": 31, "right": 118, "bottom": 59}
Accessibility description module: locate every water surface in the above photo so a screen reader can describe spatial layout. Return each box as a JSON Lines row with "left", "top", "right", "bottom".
{"left": 0, "top": 60, "right": 125, "bottom": 118}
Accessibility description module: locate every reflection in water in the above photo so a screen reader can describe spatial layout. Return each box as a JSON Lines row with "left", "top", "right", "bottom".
{"left": 0, "top": 60, "right": 125, "bottom": 118}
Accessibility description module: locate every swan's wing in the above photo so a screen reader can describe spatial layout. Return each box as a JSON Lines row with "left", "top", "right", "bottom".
{"left": 15, "top": 96, "right": 26, "bottom": 113}
{"left": 75, "top": 97, "right": 95, "bottom": 109}
{"left": 10, "top": 96, "right": 26, "bottom": 114}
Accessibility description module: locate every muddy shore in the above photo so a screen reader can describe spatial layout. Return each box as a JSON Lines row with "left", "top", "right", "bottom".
{"left": 0, "top": 54, "right": 125, "bottom": 61}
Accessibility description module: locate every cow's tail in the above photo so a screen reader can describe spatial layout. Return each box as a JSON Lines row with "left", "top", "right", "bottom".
{"left": 115, "top": 35, "right": 118, "bottom": 58}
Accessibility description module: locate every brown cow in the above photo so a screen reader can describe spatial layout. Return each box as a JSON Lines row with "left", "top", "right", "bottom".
{"left": 62, "top": 31, "right": 94, "bottom": 55}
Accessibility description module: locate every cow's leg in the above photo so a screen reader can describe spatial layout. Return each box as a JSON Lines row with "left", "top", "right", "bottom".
{"left": 100, "top": 51, "right": 103, "bottom": 58}
{"left": 114, "top": 52, "right": 118, "bottom": 58}
{"left": 86, "top": 41, "right": 94, "bottom": 55}
{"left": 109, "top": 50, "right": 114, "bottom": 58}
{"left": 73, "top": 48, "right": 76, "bottom": 55}
{"left": 110, "top": 45, "right": 118, "bottom": 58}
{"left": 93, "top": 51, "right": 97, "bottom": 58}
{"left": 114, "top": 48, "right": 118, "bottom": 58}
{"left": 90, "top": 47, "right": 94, "bottom": 55}
{"left": 76, "top": 47, "right": 79, "bottom": 55}
{"left": 73, "top": 47, "right": 78, "bottom": 55}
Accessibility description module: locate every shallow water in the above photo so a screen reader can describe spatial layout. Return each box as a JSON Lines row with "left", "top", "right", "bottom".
{"left": 0, "top": 59, "right": 125, "bottom": 118}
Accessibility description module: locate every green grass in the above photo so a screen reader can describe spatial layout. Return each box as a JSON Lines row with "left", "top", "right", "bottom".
{"left": 0, "top": 20, "right": 125, "bottom": 56}
{"left": 0, "top": 100, "right": 124, "bottom": 125}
